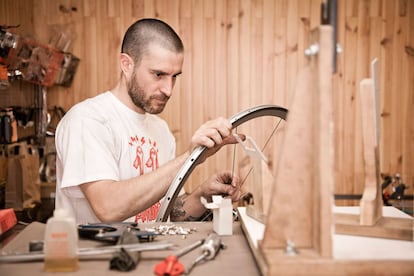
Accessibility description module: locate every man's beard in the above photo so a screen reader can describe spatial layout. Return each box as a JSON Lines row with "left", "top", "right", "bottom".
{"left": 127, "top": 74, "right": 169, "bottom": 114}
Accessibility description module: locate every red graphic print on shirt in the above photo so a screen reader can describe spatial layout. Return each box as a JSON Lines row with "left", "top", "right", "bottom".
{"left": 145, "top": 140, "right": 159, "bottom": 171}
{"left": 133, "top": 146, "right": 144, "bottom": 175}
{"left": 134, "top": 201, "right": 161, "bottom": 223}
{"left": 128, "top": 135, "right": 161, "bottom": 222}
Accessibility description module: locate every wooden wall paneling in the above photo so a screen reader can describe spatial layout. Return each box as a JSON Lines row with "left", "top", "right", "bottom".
{"left": 392, "top": 1, "right": 406, "bottom": 178}
{"left": 369, "top": 0, "right": 383, "bottom": 17}
{"left": 294, "top": 1, "right": 312, "bottom": 179}
{"left": 353, "top": 0, "right": 371, "bottom": 196}
{"left": 272, "top": 1, "right": 288, "bottom": 176}
{"left": 261, "top": 0, "right": 276, "bottom": 167}
{"left": 107, "top": 0, "right": 121, "bottom": 17}
{"left": 154, "top": 0, "right": 169, "bottom": 18}
{"left": 143, "top": 0, "right": 156, "bottom": 17}
{"left": 261, "top": 0, "right": 278, "bottom": 169}
{"left": 203, "top": 2, "right": 223, "bottom": 192}
{"left": 285, "top": 0, "right": 299, "bottom": 109}
{"left": 204, "top": 16, "right": 216, "bottom": 118}
{"left": 273, "top": 0, "right": 287, "bottom": 107}
{"left": 345, "top": 0, "right": 359, "bottom": 17}
{"left": 130, "top": 0, "right": 144, "bottom": 19}
{"left": 297, "top": 0, "right": 311, "bottom": 71}
{"left": 212, "top": 1, "right": 231, "bottom": 187}
{"left": 400, "top": 8, "right": 413, "bottom": 193}
{"left": 250, "top": 0, "right": 263, "bottom": 107}
{"left": 80, "top": 17, "right": 98, "bottom": 103}
{"left": 310, "top": 0, "right": 323, "bottom": 29}
{"left": 404, "top": 0, "right": 414, "bottom": 188}
{"left": 235, "top": 0, "right": 254, "bottom": 195}
{"left": 119, "top": 2, "right": 134, "bottom": 48}
{"left": 205, "top": 0, "right": 231, "bottom": 189}
{"left": 380, "top": 0, "right": 408, "bottom": 183}
{"left": 203, "top": 0, "right": 214, "bottom": 18}
{"left": 250, "top": 0, "right": 264, "bottom": 162}
{"left": 83, "top": 0, "right": 97, "bottom": 17}
{"left": 376, "top": 1, "right": 387, "bottom": 185}
{"left": 226, "top": 0, "right": 240, "bottom": 114}
{"left": 184, "top": 0, "right": 204, "bottom": 191}
{"left": 336, "top": 16, "right": 358, "bottom": 202}
{"left": 96, "top": 1, "right": 119, "bottom": 94}
{"left": 45, "top": 0, "right": 64, "bottom": 25}
{"left": 0, "top": 1, "right": 6, "bottom": 22}
{"left": 340, "top": 0, "right": 360, "bottom": 200}
{"left": 179, "top": 0, "right": 192, "bottom": 18}
{"left": 389, "top": 1, "right": 404, "bottom": 177}
{"left": 214, "top": 0, "right": 232, "bottom": 190}
{"left": 70, "top": 10, "right": 87, "bottom": 108}
{"left": 380, "top": 0, "right": 395, "bottom": 177}
{"left": 332, "top": 0, "right": 345, "bottom": 203}
{"left": 177, "top": 6, "right": 192, "bottom": 159}
{"left": 239, "top": 0, "right": 252, "bottom": 110}
{"left": 166, "top": 0, "right": 181, "bottom": 40}
{"left": 214, "top": 0, "right": 228, "bottom": 126}
{"left": 31, "top": 0, "right": 48, "bottom": 44}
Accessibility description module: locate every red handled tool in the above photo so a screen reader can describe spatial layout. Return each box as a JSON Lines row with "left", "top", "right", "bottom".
{"left": 154, "top": 239, "right": 204, "bottom": 276}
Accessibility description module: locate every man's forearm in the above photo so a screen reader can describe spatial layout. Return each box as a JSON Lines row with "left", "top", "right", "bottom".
{"left": 170, "top": 190, "right": 207, "bottom": 221}
{"left": 81, "top": 151, "right": 191, "bottom": 222}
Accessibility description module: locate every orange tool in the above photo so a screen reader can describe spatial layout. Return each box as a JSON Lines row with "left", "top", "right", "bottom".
{"left": 154, "top": 239, "right": 204, "bottom": 276}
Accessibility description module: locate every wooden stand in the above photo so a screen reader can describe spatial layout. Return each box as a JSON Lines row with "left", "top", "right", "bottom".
{"left": 335, "top": 79, "right": 413, "bottom": 241}
{"left": 358, "top": 78, "right": 383, "bottom": 226}
{"left": 239, "top": 26, "right": 414, "bottom": 275}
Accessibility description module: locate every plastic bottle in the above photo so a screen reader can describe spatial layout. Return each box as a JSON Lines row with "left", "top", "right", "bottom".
{"left": 43, "top": 208, "right": 79, "bottom": 272}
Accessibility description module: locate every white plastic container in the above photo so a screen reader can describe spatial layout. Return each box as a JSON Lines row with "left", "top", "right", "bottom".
{"left": 43, "top": 208, "right": 79, "bottom": 272}
{"left": 201, "top": 195, "right": 233, "bottom": 236}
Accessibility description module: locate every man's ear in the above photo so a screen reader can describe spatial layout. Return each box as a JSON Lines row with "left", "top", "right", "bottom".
{"left": 120, "top": 53, "right": 134, "bottom": 76}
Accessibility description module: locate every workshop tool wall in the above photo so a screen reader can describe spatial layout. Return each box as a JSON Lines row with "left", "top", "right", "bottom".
{"left": 0, "top": 0, "right": 412, "bottom": 208}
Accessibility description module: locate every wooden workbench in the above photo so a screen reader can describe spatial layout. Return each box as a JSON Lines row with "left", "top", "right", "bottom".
{"left": 0, "top": 221, "right": 260, "bottom": 276}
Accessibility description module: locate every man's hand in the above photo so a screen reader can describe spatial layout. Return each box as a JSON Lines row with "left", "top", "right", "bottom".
{"left": 170, "top": 170, "right": 241, "bottom": 221}
{"left": 189, "top": 117, "right": 245, "bottom": 161}
{"left": 198, "top": 171, "right": 241, "bottom": 202}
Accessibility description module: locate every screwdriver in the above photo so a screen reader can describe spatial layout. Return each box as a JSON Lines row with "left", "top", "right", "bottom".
{"left": 186, "top": 232, "right": 224, "bottom": 275}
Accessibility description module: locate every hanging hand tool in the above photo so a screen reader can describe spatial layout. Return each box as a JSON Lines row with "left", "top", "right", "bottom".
{"left": 186, "top": 233, "right": 224, "bottom": 275}
{"left": 154, "top": 238, "right": 204, "bottom": 276}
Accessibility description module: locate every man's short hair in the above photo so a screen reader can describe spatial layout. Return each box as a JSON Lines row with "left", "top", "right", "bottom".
{"left": 121, "top": 18, "right": 184, "bottom": 65}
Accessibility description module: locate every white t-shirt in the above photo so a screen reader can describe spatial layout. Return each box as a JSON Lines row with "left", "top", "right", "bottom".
{"left": 55, "top": 91, "right": 176, "bottom": 224}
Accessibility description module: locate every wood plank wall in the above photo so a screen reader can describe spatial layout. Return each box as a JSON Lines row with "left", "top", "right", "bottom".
{"left": 1, "top": 0, "right": 413, "bottom": 202}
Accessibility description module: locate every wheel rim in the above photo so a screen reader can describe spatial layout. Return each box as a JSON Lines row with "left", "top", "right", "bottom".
{"left": 156, "top": 104, "right": 288, "bottom": 222}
